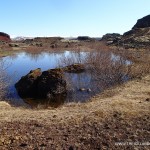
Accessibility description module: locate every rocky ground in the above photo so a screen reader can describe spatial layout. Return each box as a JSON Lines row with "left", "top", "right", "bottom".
{"left": 0, "top": 115, "right": 149, "bottom": 150}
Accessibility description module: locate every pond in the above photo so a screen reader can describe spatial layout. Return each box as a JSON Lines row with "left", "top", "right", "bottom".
{"left": 1, "top": 50, "right": 131, "bottom": 108}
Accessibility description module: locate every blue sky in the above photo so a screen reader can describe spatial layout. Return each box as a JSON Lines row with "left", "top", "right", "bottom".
{"left": 0, "top": 0, "right": 150, "bottom": 37}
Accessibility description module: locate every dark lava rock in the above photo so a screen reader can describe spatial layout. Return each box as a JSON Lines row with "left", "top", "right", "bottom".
{"left": 33, "top": 37, "right": 63, "bottom": 42}
{"left": 23, "top": 37, "right": 63, "bottom": 47}
{"left": 50, "top": 43, "right": 57, "bottom": 48}
{"left": 113, "top": 15, "right": 150, "bottom": 48}
{"left": 37, "top": 69, "right": 67, "bottom": 98}
{"left": 15, "top": 68, "right": 67, "bottom": 99}
{"left": 132, "top": 14, "right": 150, "bottom": 29}
{"left": 63, "top": 63, "right": 85, "bottom": 73}
{"left": 20, "top": 143, "right": 28, "bottom": 147}
{"left": 145, "top": 98, "right": 150, "bottom": 102}
{"left": 101, "top": 33, "right": 122, "bottom": 45}
{"left": 15, "top": 68, "right": 42, "bottom": 97}
{"left": 121, "top": 27, "right": 150, "bottom": 48}
{"left": 101, "top": 33, "right": 121, "bottom": 41}
{"left": 9, "top": 43, "right": 19, "bottom": 47}
{"left": 69, "top": 146, "right": 74, "bottom": 150}
{"left": 0, "top": 32, "right": 11, "bottom": 42}
{"left": 77, "top": 36, "right": 92, "bottom": 41}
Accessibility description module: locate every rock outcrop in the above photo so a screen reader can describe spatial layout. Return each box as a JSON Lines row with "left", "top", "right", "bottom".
{"left": 37, "top": 69, "right": 67, "bottom": 98}
{"left": 132, "top": 15, "right": 150, "bottom": 29}
{"left": 77, "top": 36, "right": 93, "bottom": 41}
{"left": 15, "top": 68, "right": 67, "bottom": 99}
{"left": 101, "top": 33, "right": 122, "bottom": 45}
{"left": 23, "top": 37, "right": 63, "bottom": 46}
{"left": 0, "top": 32, "right": 11, "bottom": 42}
{"left": 112, "top": 15, "right": 150, "bottom": 49}
{"left": 15, "top": 68, "right": 42, "bottom": 97}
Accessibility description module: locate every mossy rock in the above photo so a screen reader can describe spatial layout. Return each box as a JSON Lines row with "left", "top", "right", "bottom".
{"left": 37, "top": 68, "right": 66, "bottom": 98}
{"left": 15, "top": 68, "right": 67, "bottom": 99}
{"left": 15, "top": 68, "right": 42, "bottom": 97}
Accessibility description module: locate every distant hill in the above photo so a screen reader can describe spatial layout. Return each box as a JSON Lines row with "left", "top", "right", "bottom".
{"left": 12, "top": 36, "right": 34, "bottom": 41}
{"left": 0, "top": 32, "right": 11, "bottom": 42}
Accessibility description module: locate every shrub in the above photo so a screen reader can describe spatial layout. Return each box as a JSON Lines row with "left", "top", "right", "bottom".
{"left": 0, "top": 60, "right": 9, "bottom": 99}
{"left": 58, "top": 49, "right": 131, "bottom": 93}
{"left": 85, "top": 50, "right": 131, "bottom": 88}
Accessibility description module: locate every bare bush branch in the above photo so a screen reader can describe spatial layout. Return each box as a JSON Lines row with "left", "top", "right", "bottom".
{"left": 0, "top": 59, "right": 9, "bottom": 99}
{"left": 86, "top": 50, "right": 131, "bottom": 88}
{"left": 57, "top": 49, "right": 132, "bottom": 99}
{"left": 58, "top": 50, "right": 86, "bottom": 67}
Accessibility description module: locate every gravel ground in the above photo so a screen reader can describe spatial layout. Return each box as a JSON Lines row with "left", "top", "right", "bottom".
{"left": 0, "top": 114, "right": 149, "bottom": 150}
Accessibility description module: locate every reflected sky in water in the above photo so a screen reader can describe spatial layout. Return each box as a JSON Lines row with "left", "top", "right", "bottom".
{"left": 2, "top": 51, "right": 92, "bottom": 108}
{"left": 1, "top": 50, "right": 131, "bottom": 108}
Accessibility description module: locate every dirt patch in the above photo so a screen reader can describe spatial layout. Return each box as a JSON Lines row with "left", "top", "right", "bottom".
{"left": 0, "top": 115, "right": 149, "bottom": 150}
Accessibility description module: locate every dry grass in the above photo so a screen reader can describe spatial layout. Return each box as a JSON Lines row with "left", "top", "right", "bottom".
{"left": 0, "top": 60, "right": 10, "bottom": 98}
{"left": 110, "top": 46, "right": 150, "bottom": 78}
{"left": 129, "top": 63, "right": 150, "bottom": 79}
{"left": 85, "top": 50, "right": 131, "bottom": 87}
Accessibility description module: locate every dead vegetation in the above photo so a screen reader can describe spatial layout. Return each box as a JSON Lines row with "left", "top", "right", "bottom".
{"left": 58, "top": 48, "right": 132, "bottom": 95}
{"left": 0, "top": 60, "right": 9, "bottom": 99}
{"left": 86, "top": 50, "right": 132, "bottom": 87}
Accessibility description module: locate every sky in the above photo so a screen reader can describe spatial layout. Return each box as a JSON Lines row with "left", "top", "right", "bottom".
{"left": 0, "top": 0, "right": 150, "bottom": 38}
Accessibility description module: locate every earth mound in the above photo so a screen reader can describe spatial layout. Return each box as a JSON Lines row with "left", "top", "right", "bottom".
{"left": 0, "top": 32, "right": 11, "bottom": 42}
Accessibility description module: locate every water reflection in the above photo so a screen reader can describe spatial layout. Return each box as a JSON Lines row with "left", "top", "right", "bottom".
{"left": 24, "top": 52, "right": 45, "bottom": 62}
{"left": 2, "top": 51, "right": 91, "bottom": 107}
{"left": 24, "top": 94, "right": 66, "bottom": 109}
{"left": 1, "top": 50, "right": 131, "bottom": 108}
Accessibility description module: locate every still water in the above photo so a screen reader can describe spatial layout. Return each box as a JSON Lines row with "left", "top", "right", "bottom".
{"left": 1, "top": 50, "right": 130, "bottom": 108}
{"left": 2, "top": 51, "right": 94, "bottom": 108}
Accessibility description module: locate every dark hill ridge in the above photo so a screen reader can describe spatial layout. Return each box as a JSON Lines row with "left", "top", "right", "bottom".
{"left": 132, "top": 15, "right": 150, "bottom": 29}
{"left": 0, "top": 32, "right": 11, "bottom": 42}
{"left": 121, "top": 15, "right": 150, "bottom": 48}
{"left": 100, "top": 33, "right": 122, "bottom": 45}
{"left": 123, "top": 15, "right": 150, "bottom": 38}
{"left": 107, "top": 15, "right": 150, "bottom": 49}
